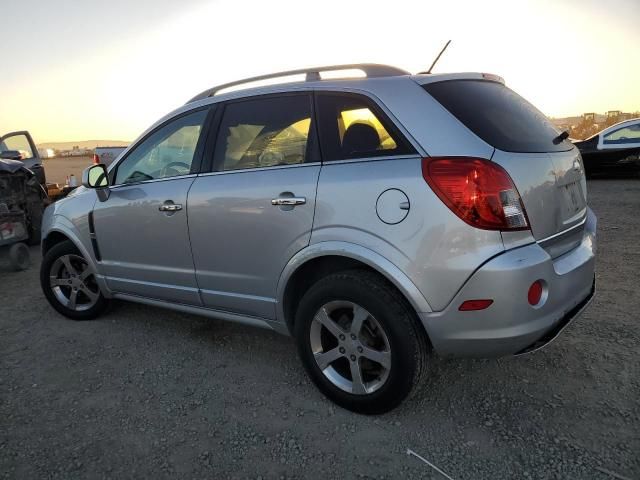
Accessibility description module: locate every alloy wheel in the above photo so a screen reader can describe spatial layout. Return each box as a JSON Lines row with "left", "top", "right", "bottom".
{"left": 49, "top": 254, "right": 100, "bottom": 311}
{"left": 309, "top": 300, "right": 391, "bottom": 395}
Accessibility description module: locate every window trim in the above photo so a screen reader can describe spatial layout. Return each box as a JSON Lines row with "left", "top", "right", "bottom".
{"left": 314, "top": 90, "right": 417, "bottom": 162}
{"left": 204, "top": 91, "right": 319, "bottom": 174}
{"left": 108, "top": 105, "right": 215, "bottom": 186}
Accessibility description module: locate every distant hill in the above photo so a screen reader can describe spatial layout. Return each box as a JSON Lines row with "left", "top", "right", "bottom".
{"left": 37, "top": 140, "right": 130, "bottom": 150}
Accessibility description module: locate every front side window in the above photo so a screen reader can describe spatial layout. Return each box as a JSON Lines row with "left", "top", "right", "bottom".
{"left": 603, "top": 124, "right": 640, "bottom": 145}
{"left": 317, "top": 94, "right": 412, "bottom": 161}
{"left": 115, "top": 109, "right": 207, "bottom": 185}
{"left": 213, "top": 95, "right": 314, "bottom": 171}
{"left": 1, "top": 134, "right": 35, "bottom": 159}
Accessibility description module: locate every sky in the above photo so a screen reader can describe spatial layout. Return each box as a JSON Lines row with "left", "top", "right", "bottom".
{"left": 1, "top": 0, "right": 638, "bottom": 143}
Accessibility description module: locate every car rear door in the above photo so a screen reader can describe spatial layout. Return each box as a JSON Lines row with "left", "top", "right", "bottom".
{"left": 92, "top": 108, "right": 211, "bottom": 305}
{"left": 187, "top": 93, "right": 320, "bottom": 319}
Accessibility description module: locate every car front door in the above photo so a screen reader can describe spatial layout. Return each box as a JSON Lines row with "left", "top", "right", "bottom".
{"left": 187, "top": 93, "right": 320, "bottom": 320}
{"left": 92, "top": 108, "right": 211, "bottom": 305}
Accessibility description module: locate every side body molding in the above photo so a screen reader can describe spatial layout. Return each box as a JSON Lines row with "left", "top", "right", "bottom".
{"left": 276, "top": 241, "right": 433, "bottom": 326}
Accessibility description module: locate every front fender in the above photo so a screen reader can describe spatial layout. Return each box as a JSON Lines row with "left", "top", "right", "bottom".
{"left": 276, "top": 241, "right": 433, "bottom": 324}
{"left": 41, "top": 213, "right": 112, "bottom": 298}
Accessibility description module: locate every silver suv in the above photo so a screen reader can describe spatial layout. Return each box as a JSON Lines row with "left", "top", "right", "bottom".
{"left": 40, "top": 64, "right": 596, "bottom": 413}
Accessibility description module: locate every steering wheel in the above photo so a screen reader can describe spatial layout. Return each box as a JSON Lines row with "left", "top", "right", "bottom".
{"left": 160, "top": 161, "right": 190, "bottom": 177}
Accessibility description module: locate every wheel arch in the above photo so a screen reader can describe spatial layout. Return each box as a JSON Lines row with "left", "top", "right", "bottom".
{"left": 277, "top": 241, "right": 432, "bottom": 334}
{"left": 41, "top": 222, "right": 111, "bottom": 297}
{"left": 42, "top": 230, "right": 72, "bottom": 255}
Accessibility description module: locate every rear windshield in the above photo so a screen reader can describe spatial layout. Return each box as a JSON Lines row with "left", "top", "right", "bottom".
{"left": 423, "top": 80, "right": 572, "bottom": 153}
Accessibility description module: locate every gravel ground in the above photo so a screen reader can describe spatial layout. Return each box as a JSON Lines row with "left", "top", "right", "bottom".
{"left": 1, "top": 179, "right": 638, "bottom": 480}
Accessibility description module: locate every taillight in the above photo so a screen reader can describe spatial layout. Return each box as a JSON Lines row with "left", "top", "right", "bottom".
{"left": 93, "top": 154, "right": 99, "bottom": 164}
{"left": 422, "top": 157, "right": 529, "bottom": 231}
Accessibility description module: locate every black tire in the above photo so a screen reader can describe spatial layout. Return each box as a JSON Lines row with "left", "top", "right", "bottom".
{"left": 294, "top": 269, "right": 431, "bottom": 414}
{"left": 8, "top": 243, "right": 30, "bottom": 271}
{"left": 40, "top": 240, "right": 109, "bottom": 320}
{"left": 27, "top": 227, "right": 42, "bottom": 246}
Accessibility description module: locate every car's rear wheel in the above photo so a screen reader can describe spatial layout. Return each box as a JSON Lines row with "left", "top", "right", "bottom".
{"left": 40, "top": 240, "right": 109, "bottom": 320}
{"left": 294, "top": 270, "right": 431, "bottom": 414}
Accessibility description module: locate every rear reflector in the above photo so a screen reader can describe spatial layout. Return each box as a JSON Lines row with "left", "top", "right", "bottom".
{"left": 528, "top": 280, "right": 543, "bottom": 306}
{"left": 459, "top": 299, "right": 494, "bottom": 311}
{"left": 422, "top": 157, "right": 529, "bottom": 231}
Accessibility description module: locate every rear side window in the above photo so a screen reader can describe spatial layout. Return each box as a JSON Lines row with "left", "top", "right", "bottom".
{"left": 423, "top": 80, "right": 571, "bottom": 153}
{"left": 317, "top": 94, "right": 414, "bottom": 161}
{"left": 213, "top": 94, "right": 315, "bottom": 171}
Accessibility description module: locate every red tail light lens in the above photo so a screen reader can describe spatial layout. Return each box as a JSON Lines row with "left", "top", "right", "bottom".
{"left": 422, "top": 157, "right": 529, "bottom": 231}
{"left": 92, "top": 154, "right": 100, "bottom": 164}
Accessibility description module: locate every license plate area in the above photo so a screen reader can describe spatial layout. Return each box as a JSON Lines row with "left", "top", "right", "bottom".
{"left": 560, "top": 181, "right": 586, "bottom": 218}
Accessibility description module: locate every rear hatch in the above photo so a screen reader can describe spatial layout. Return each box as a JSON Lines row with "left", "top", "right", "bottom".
{"left": 422, "top": 79, "right": 587, "bottom": 257}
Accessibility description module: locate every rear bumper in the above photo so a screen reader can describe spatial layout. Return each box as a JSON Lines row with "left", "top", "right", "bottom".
{"left": 420, "top": 208, "right": 597, "bottom": 357}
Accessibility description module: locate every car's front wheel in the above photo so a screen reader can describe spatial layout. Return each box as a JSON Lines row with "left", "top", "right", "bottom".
{"left": 40, "top": 240, "right": 109, "bottom": 320}
{"left": 294, "top": 270, "right": 431, "bottom": 414}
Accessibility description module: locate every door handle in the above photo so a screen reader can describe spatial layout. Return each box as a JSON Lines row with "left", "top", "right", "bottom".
{"left": 159, "top": 203, "right": 183, "bottom": 212}
{"left": 271, "top": 197, "right": 306, "bottom": 206}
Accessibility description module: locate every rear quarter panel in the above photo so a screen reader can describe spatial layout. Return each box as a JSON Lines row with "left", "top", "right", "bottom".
{"left": 311, "top": 157, "right": 504, "bottom": 311}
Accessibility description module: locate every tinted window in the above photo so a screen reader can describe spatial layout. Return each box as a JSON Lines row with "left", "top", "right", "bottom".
{"left": 423, "top": 80, "right": 571, "bottom": 153}
{"left": 603, "top": 124, "right": 640, "bottom": 144}
{"left": 213, "top": 95, "right": 314, "bottom": 171}
{"left": 317, "top": 94, "right": 413, "bottom": 161}
{"left": 115, "top": 110, "right": 207, "bottom": 185}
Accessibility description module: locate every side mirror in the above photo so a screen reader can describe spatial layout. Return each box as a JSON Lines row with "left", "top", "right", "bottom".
{"left": 82, "top": 164, "right": 111, "bottom": 201}
{"left": 0, "top": 150, "right": 23, "bottom": 160}
{"left": 82, "top": 164, "right": 109, "bottom": 188}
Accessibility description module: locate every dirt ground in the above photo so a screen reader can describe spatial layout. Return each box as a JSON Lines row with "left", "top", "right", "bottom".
{"left": 42, "top": 156, "right": 94, "bottom": 185}
{"left": 0, "top": 179, "right": 638, "bottom": 479}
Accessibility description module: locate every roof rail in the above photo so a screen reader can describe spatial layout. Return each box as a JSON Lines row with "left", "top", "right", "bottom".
{"left": 186, "top": 64, "right": 410, "bottom": 104}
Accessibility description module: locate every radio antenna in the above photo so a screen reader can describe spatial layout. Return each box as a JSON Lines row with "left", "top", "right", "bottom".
{"left": 422, "top": 40, "right": 451, "bottom": 74}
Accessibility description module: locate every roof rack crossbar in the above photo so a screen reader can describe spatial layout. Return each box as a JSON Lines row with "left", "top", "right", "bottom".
{"left": 187, "top": 63, "right": 410, "bottom": 103}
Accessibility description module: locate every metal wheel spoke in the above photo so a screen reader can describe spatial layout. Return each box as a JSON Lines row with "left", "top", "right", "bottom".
{"left": 361, "top": 346, "right": 391, "bottom": 369}
{"left": 60, "top": 255, "right": 78, "bottom": 276}
{"left": 81, "top": 287, "right": 99, "bottom": 302}
{"left": 350, "top": 305, "right": 368, "bottom": 335}
{"left": 350, "top": 360, "right": 367, "bottom": 394}
{"left": 314, "top": 347, "right": 343, "bottom": 370}
{"left": 80, "top": 267, "right": 93, "bottom": 281}
{"left": 68, "top": 289, "right": 78, "bottom": 309}
{"left": 49, "top": 276, "right": 67, "bottom": 287}
{"left": 315, "top": 307, "right": 344, "bottom": 339}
